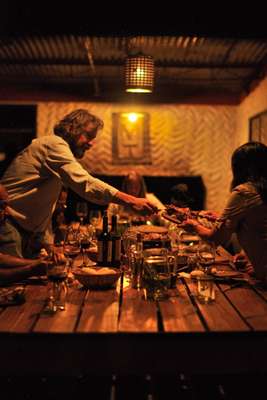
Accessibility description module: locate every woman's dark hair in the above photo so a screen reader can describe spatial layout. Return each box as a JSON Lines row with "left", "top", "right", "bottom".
{"left": 170, "top": 183, "right": 194, "bottom": 208}
{"left": 231, "top": 141, "right": 267, "bottom": 202}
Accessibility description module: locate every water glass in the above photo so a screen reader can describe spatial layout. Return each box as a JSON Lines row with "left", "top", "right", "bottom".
{"left": 128, "top": 244, "right": 143, "bottom": 289}
{"left": 196, "top": 273, "right": 215, "bottom": 303}
{"left": 177, "top": 231, "right": 200, "bottom": 270}
{"left": 45, "top": 260, "right": 68, "bottom": 313}
{"left": 142, "top": 248, "right": 171, "bottom": 301}
{"left": 197, "top": 240, "right": 216, "bottom": 272}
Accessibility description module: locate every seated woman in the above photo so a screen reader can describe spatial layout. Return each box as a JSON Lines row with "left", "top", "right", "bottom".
{"left": 170, "top": 183, "right": 194, "bottom": 208}
{"left": 180, "top": 142, "right": 267, "bottom": 283}
{"left": 109, "top": 171, "right": 165, "bottom": 225}
{"left": 0, "top": 184, "right": 47, "bottom": 284}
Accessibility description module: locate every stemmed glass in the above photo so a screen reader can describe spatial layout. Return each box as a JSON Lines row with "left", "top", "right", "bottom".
{"left": 88, "top": 209, "right": 101, "bottom": 243}
{"left": 76, "top": 202, "right": 88, "bottom": 226}
{"left": 63, "top": 226, "right": 81, "bottom": 273}
{"left": 79, "top": 234, "right": 96, "bottom": 267}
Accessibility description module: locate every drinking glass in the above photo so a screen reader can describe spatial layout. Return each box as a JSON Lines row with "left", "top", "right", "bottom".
{"left": 45, "top": 259, "right": 68, "bottom": 313}
{"left": 177, "top": 230, "right": 200, "bottom": 270}
{"left": 79, "top": 235, "right": 96, "bottom": 267}
{"left": 196, "top": 273, "right": 215, "bottom": 303}
{"left": 76, "top": 202, "right": 88, "bottom": 225}
{"left": 63, "top": 226, "right": 81, "bottom": 271}
{"left": 195, "top": 240, "right": 216, "bottom": 303}
{"left": 88, "top": 209, "right": 102, "bottom": 243}
{"left": 142, "top": 248, "right": 171, "bottom": 301}
{"left": 197, "top": 240, "right": 216, "bottom": 272}
{"left": 121, "top": 229, "right": 136, "bottom": 272}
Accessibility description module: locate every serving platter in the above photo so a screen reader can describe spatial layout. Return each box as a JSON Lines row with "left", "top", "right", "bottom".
{"left": 161, "top": 211, "right": 184, "bottom": 225}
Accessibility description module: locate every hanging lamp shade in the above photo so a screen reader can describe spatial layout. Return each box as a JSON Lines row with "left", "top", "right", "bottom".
{"left": 125, "top": 54, "right": 154, "bottom": 93}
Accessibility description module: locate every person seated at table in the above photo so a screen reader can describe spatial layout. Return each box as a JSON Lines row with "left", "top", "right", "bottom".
{"left": 180, "top": 142, "right": 267, "bottom": 283}
{"left": 0, "top": 184, "right": 47, "bottom": 285}
{"left": 109, "top": 171, "right": 165, "bottom": 225}
{"left": 170, "top": 183, "right": 194, "bottom": 208}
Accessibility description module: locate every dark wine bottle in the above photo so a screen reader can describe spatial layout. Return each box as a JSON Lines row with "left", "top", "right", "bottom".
{"left": 97, "top": 211, "right": 112, "bottom": 265}
{"left": 110, "top": 214, "right": 121, "bottom": 268}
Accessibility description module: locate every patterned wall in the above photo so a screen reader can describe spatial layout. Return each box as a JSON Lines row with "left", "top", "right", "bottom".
{"left": 236, "top": 76, "right": 267, "bottom": 149}
{"left": 38, "top": 102, "right": 237, "bottom": 212}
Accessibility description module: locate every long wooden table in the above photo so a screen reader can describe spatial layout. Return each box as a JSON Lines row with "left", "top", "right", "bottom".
{"left": 0, "top": 247, "right": 267, "bottom": 377}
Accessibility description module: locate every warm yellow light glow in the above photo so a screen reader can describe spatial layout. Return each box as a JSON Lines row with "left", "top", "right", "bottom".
{"left": 135, "top": 67, "right": 145, "bottom": 78}
{"left": 125, "top": 54, "right": 154, "bottom": 93}
{"left": 127, "top": 113, "right": 138, "bottom": 122}
{"left": 126, "top": 88, "right": 152, "bottom": 93}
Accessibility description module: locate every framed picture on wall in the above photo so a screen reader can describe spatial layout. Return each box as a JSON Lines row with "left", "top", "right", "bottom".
{"left": 249, "top": 110, "right": 267, "bottom": 144}
{"left": 112, "top": 112, "right": 151, "bottom": 165}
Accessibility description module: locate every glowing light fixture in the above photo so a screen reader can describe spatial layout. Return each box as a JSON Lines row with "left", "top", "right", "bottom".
{"left": 127, "top": 113, "right": 138, "bottom": 122}
{"left": 125, "top": 54, "right": 154, "bottom": 93}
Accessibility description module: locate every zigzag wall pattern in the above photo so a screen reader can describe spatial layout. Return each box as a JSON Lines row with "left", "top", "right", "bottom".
{"left": 38, "top": 102, "right": 237, "bottom": 212}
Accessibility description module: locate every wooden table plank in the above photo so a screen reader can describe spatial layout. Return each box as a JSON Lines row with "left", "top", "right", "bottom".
{"left": 250, "top": 280, "right": 267, "bottom": 302}
{"left": 0, "top": 285, "right": 47, "bottom": 332}
{"left": 219, "top": 283, "right": 267, "bottom": 330}
{"left": 159, "top": 280, "right": 205, "bottom": 332}
{"left": 34, "top": 285, "right": 86, "bottom": 332}
{"left": 185, "top": 280, "right": 250, "bottom": 331}
{"left": 76, "top": 286, "right": 120, "bottom": 332}
{"left": 118, "top": 285, "right": 158, "bottom": 332}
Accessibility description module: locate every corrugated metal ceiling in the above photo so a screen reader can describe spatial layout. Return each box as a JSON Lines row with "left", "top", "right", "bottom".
{"left": 0, "top": 35, "right": 266, "bottom": 103}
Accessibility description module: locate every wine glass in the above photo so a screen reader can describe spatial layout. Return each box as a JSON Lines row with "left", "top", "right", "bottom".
{"left": 80, "top": 236, "right": 96, "bottom": 267}
{"left": 63, "top": 226, "right": 81, "bottom": 272}
{"left": 88, "top": 209, "right": 101, "bottom": 243}
{"left": 76, "top": 202, "right": 88, "bottom": 225}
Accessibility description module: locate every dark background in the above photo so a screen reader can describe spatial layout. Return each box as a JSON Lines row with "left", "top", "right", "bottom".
{"left": 0, "top": 105, "right": 36, "bottom": 178}
{"left": 1, "top": 3, "right": 266, "bottom": 38}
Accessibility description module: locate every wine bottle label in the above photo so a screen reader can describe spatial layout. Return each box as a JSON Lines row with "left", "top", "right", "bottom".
{"left": 97, "top": 240, "right": 112, "bottom": 264}
{"left": 114, "top": 238, "right": 121, "bottom": 261}
{"left": 97, "top": 241, "right": 103, "bottom": 262}
{"left": 107, "top": 241, "right": 112, "bottom": 263}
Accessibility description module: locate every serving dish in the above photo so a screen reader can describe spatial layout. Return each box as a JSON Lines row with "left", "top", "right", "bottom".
{"left": 73, "top": 267, "right": 121, "bottom": 289}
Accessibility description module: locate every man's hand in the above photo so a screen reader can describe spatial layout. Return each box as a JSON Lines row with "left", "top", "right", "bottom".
{"left": 199, "top": 210, "right": 219, "bottom": 221}
{"left": 114, "top": 191, "right": 158, "bottom": 215}
{"left": 130, "top": 197, "right": 158, "bottom": 215}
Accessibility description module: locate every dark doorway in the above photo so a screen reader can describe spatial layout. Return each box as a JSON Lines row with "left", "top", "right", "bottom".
{"left": 0, "top": 105, "right": 36, "bottom": 178}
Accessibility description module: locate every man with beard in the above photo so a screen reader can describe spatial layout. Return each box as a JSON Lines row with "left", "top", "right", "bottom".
{"left": 0, "top": 109, "right": 157, "bottom": 258}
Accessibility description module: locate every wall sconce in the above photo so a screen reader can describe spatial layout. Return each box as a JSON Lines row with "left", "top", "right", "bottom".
{"left": 125, "top": 54, "right": 154, "bottom": 93}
